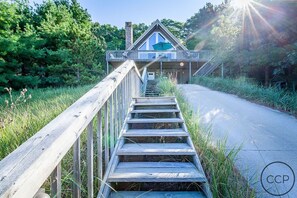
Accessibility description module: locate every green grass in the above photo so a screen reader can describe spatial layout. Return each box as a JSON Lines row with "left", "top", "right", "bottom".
{"left": 0, "top": 85, "right": 104, "bottom": 197}
{"left": 193, "top": 76, "right": 297, "bottom": 116}
{"left": 0, "top": 84, "right": 116, "bottom": 197}
{"left": 157, "top": 77, "right": 255, "bottom": 198}
{"left": 0, "top": 85, "right": 93, "bottom": 160}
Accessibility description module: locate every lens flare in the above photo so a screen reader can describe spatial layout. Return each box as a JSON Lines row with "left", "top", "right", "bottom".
{"left": 231, "top": 0, "right": 252, "bottom": 9}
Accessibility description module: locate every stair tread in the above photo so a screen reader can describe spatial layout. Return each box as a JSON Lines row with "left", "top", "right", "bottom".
{"left": 133, "top": 97, "right": 175, "bottom": 99}
{"left": 123, "top": 129, "right": 188, "bottom": 137}
{"left": 127, "top": 118, "right": 183, "bottom": 124}
{"left": 109, "top": 191, "right": 206, "bottom": 198}
{"left": 134, "top": 102, "right": 176, "bottom": 106}
{"left": 131, "top": 109, "right": 179, "bottom": 113}
{"left": 108, "top": 162, "right": 206, "bottom": 183}
{"left": 117, "top": 143, "right": 195, "bottom": 155}
{"left": 126, "top": 128, "right": 185, "bottom": 133}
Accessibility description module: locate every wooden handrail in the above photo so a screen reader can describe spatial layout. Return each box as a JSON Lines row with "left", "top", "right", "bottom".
{"left": 0, "top": 60, "right": 142, "bottom": 198}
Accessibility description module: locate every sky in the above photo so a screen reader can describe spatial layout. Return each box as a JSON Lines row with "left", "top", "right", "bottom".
{"left": 30, "top": 0, "right": 224, "bottom": 27}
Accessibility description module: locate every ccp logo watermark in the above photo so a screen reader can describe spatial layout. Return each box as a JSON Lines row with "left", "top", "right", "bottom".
{"left": 261, "top": 161, "right": 295, "bottom": 196}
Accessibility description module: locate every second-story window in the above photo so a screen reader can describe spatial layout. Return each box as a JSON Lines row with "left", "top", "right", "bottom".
{"left": 138, "top": 32, "right": 174, "bottom": 51}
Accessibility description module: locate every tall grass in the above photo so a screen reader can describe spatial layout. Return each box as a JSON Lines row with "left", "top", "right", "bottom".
{"left": 193, "top": 77, "right": 297, "bottom": 115}
{"left": 0, "top": 85, "right": 107, "bottom": 197}
{"left": 158, "top": 77, "right": 255, "bottom": 198}
{"left": 0, "top": 85, "right": 92, "bottom": 160}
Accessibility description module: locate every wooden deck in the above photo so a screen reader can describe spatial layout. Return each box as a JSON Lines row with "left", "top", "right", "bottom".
{"left": 99, "top": 97, "right": 212, "bottom": 198}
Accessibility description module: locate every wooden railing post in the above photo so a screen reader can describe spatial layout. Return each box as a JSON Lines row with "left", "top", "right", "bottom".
{"left": 127, "top": 72, "right": 131, "bottom": 105}
{"left": 109, "top": 94, "right": 114, "bottom": 155}
{"left": 51, "top": 163, "right": 61, "bottom": 198}
{"left": 117, "top": 86, "right": 120, "bottom": 136}
{"left": 104, "top": 102, "right": 109, "bottom": 168}
{"left": 121, "top": 80, "right": 125, "bottom": 125}
{"left": 97, "top": 110, "right": 103, "bottom": 186}
{"left": 87, "top": 122, "right": 94, "bottom": 198}
{"left": 124, "top": 76, "right": 127, "bottom": 119}
{"left": 73, "top": 138, "right": 81, "bottom": 198}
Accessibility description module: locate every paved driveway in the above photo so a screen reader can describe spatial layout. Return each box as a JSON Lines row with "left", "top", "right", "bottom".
{"left": 179, "top": 84, "right": 297, "bottom": 198}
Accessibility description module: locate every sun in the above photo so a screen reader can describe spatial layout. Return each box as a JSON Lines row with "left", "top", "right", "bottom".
{"left": 231, "top": 0, "right": 252, "bottom": 9}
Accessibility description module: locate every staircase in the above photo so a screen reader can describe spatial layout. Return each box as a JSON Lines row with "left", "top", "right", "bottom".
{"left": 193, "top": 57, "right": 220, "bottom": 76}
{"left": 99, "top": 97, "right": 212, "bottom": 198}
{"left": 145, "top": 80, "right": 160, "bottom": 97}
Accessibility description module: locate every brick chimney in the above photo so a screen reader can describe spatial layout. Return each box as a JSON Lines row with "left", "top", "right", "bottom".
{"left": 125, "top": 22, "right": 133, "bottom": 50}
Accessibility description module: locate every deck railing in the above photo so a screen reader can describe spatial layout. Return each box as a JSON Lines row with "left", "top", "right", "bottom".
{"left": 106, "top": 50, "right": 212, "bottom": 62}
{"left": 0, "top": 60, "right": 143, "bottom": 198}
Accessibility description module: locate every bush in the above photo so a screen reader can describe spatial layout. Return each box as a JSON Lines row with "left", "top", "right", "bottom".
{"left": 193, "top": 77, "right": 297, "bottom": 115}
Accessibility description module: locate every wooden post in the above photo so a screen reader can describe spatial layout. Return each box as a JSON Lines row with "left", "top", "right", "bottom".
{"left": 109, "top": 95, "right": 114, "bottom": 155}
{"left": 127, "top": 72, "right": 131, "bottom": 105}
{"left": 221, "top": 63, "right": 224, "bottom": 78}
{"left": 122, "top": 80, "right": 125, "bottom": 123}
{"left": 51, "top": 163, "right": 61, "bottom": 198}
{"left": 96, "top": 110, "right": 102, "bottom": 186}
{"left": 104, "top": 102, "right": 109, "bottom": 168}
{"left": 114, "top": 88, "right": 118, "bottom": 139}
{"left": 189, "top": 62, "right": 192, "bottom": 83}
{"left": 125, "top": 75, "right": 128, "bottom": 117}
{"left": 106, "top": 62, "right": 109, "bottom": 75}
{"left": 160, "top": 62, "right": 163, "bottom": 76}
{"left": 73, "top": 138, "right": 81, "bottom": 198}
{"left": 121, "top": 80, "right": 125, "bottom": 126}
{"left": 117, "top": 85, "right": 121, "bottom": 133}
{"left": 87, "top": 122, "right": 94, "bottom": 198}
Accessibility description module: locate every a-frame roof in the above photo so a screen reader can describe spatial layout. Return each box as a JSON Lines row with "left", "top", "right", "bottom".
{"left": 128, "top": 20, "right": 188, "bottom": 51}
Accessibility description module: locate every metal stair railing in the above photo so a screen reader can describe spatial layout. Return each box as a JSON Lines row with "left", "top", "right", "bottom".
{"left": 193, "top": 57, "right": 221, "bottom": 76}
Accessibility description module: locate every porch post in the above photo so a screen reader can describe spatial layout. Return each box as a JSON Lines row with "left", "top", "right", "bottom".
{"left": 221, "top": 63, "right": 224, "bottom": 78}
{"left": 189, "top": 62, "right": 192, "bottom": 83}
{"left": 160, "top": 62, "right": 163, "bottom": 76}
{"left": 106, "top": 62, "right": 109, "bottom": 75}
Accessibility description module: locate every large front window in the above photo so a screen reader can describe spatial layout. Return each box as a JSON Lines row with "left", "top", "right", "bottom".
{"left": 138, "top": 32, "right": 176, "bottom": 60}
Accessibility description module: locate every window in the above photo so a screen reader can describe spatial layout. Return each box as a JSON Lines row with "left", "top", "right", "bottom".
{"left": 149, "top": 33, "right": 157, "bottom": 50}
{"left": 137, "top": 32, "right": 176, "bottom": 59}
{"left": 139, "top": 42, "right": 146, "bottom": 50}
{"left": 158, "top": 33, "right": 165, "bottom": 43}
{"left": 138, "top": 32, "right": 175, "bottom": 51}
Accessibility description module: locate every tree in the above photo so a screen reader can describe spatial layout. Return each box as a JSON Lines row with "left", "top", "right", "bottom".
{"left": 0, "top": 0, "right": 106, "bottom": 90}
{"left": 133, "top": 23, "right": 148, "bottom": 42}
{"left": 161, "top": 19, "right": 185, "bottom": 42}
{"left": 184, "top": 3, "right": 225, "bottom": 50}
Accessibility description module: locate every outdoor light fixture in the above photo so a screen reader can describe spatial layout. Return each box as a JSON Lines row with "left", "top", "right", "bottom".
{"left": 180, "top": 62, "right": 184, "bottom": 67}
